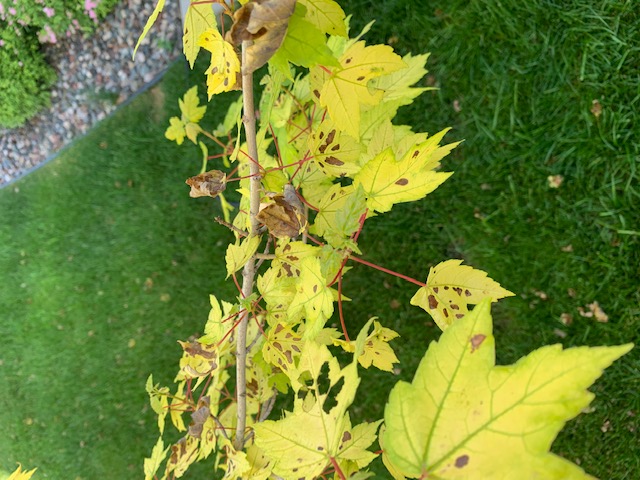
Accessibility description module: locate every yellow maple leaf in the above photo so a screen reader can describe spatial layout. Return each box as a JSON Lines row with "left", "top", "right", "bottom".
{"left": 165, "top": 86, "right": 206, "bottom": 145}
{"left": 262, "top": 322, "right": 303, "bottom": 373}
{"left": 318, "top": 41, "right": 406, "bottom": 137}
{"left": 7, "top": 464, "right": 37, "bottom": 480}
{"left": 354, "top": 129, "right": 459, "bottom": 213}
{"left": 198, "top": 28, "right": 241, "bottom": 98}
{"left": 410, "top": 259, "right": 514, "bottom": 330}
{"left": 183, "top": 1, "right": 217, "bottom": 68}
{"left": 143, "top": 437, "right": 169, "bottom": 480}
{"left": 334, "top": 319, "right": 400, "bottom": 372}
{"left": 384, "top": 300, "right": 632, "bottom": 479}
{"left": 298, "top": 0, "right": 347, "bottom": 36}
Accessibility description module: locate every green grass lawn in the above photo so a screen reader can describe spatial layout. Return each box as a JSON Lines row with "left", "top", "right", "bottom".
{"left": 1, "top": 0, "right": 638, "bottom": 478}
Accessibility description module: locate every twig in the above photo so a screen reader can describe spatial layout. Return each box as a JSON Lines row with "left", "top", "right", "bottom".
{"left": 215, "top": 216, "right": 248, "bottom": 237}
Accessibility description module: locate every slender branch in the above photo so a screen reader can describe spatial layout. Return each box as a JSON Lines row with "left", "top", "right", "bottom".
{"left": 235, "top": 40, "right": 262, "bottom": 451}
{"left": 214, "top": 217, "right": 248, "bottom": 237}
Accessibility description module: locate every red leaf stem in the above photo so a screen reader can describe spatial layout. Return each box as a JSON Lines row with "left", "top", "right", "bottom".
{"left": 329, "top": 457, "right": 346, "bottom": 480}
{"left": 349, "top": 255, "right": 426, "bottom": 287}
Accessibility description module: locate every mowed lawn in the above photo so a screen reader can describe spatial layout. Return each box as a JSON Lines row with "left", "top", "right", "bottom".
{"left": 1, "top": 0, "right": 639, "bottom": 478}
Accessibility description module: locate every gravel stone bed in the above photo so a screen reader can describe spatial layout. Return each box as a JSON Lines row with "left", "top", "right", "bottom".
{"left": 0, "top": 0, "right": 182, "bottom": 187}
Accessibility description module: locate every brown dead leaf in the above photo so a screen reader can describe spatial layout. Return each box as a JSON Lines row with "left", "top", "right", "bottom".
{"left": 588, "top": 301, "right": 609, "bottom": 323}
{"left": 561, "top": 244, "right": 574, "bottom": 252}
{"left": 547, "top": 174, "right": 564, "bottom": 188}
{"left": 560, "top": 313, "right": 573, "bottom": 326}
{"left": 577, "top": 301, "right": 609, "bottom": 323}
{"left": 577, "top": 306, "right": 593, "bottom": 318}
{"left": 186, "top": 170, "right": 227, "bottom": 198}
{"left": 533, "top": 290, "right": 548, "bottom": 300}
{"left": 553, "top": 328, "right": 567, "bottom": 339}
{"left": 257, "top": 194, "right": 307, "bottom": 239}
{"left": 227, "top": 0, "right": 296, "bottom": 74}
{"left": 591, "top": 99, "right": 602, "bottom": 118}
{"left": 188, "top": 396, "right": 211, "bottom": 439}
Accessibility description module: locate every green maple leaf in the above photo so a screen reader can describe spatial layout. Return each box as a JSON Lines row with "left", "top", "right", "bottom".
{"left": 270, "top": 4, "right": 339, "bottom": 76}
{"left": 354, "top": 129, "right": 459, "bottom": 213}
{"left": 383, "top": 299, "right": 633, "bottom": 479}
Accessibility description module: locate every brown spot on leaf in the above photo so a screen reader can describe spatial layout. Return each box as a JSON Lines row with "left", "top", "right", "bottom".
{"left": 412, "top": 150, "right": 420, "bottom": 158}
{"left": 455, "top": 454, "right": 469, "bottom": 468}
{"left": 453, "top": 287, "right": 462, "bottom": 296}
{"left": 282, "top": 263, "right": 294, "bottom": 277}
{"left": 395, "top": 178, "right": 409, "bottom": 186}
{"left": 433, "top": 287, "right": 439, "bottom": 293}
{"left": 324, "top": 156, "right": 344, "bottom": 166}
{"left": 357, "top": 76, "right": 365, "bottom": 81}
{"left": 342, "top": 431, "right": 352, "bottom": 443}
{"left": 428, "top": 294, "right": 438, "bottom": 309}
{"left": 313, "top": 89, "right": 321, "bottom": 98}
{"left": 465, "top": 289, "right": 472, "bottom": 297}
{"left": 313, "top": 284, "right": 318, "bottom": 293}
{"left": 272, "top": 341, "right": 283, "bottom": 352}
{"left": 470, "top": 334, "right": 486, "bottom": 353}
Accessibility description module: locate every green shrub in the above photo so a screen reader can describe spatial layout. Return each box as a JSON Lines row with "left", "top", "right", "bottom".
{"left": 0, "top": 28, "right": 56, "bottom": 128}
{"left": 0, "top": 0, "right": 120, "bottom": 127}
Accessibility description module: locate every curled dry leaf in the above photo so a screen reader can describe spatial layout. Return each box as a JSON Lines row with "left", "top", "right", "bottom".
{"left": 589, "top": 301, "right": 609, "bottom": 323}
{"left": 560, "top": 313, "right": 573, "bottom": 326}
{"left": 227, "top": 0, "right": 296, "bottom": 74}
{"left": 577, "top": 301, "right": 609, "bottom": 322}
{"left": 591, "top": 99, "right": 602, "bottom": 118}
{"left": 547, "top": 174, "right": 564, "bottom": 188}
{"left": 186, "top": 170, "right": 227, "bottom": 198}
{"left": 257, "top": 193, "right": 308, "bottom": 239}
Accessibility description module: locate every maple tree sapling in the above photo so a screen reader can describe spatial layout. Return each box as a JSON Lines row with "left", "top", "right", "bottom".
{"left": 133, "top": 0, "right": 633, "bottom": 478}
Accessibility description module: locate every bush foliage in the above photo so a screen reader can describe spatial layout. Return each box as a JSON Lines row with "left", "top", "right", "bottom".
{"left": 0, "top": 0, "right": 119, "bottom": 128}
